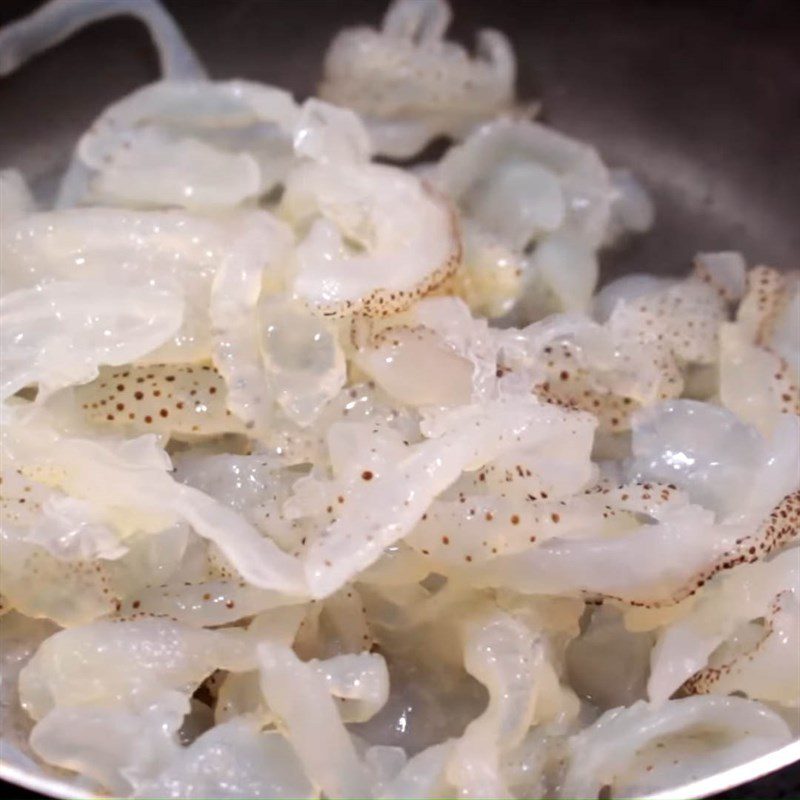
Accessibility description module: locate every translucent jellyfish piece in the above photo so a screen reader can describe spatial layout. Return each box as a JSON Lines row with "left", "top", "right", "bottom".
{"left": 133, "top": 718, "right": 315, "bottom": 799}
{"left": 281, "top": 159, "right": 460, "bottom": 318}
{"left": 0, "top": 613, "right": 60, "bottom": 770}
{"left": 363, "top": 745, "right": 407, "bottom": 798}
{"left": 425, "top": 391, "right": 598, "bottom": 504}
{"left": 379, "top": 740, "right": 456, "bottom": 799}
{"left": 258, "top": 642, "right": 373, "bottom": 799}
{"left": 208, "top": 211, "right": 295, "bottom": 430}
{"left": 605, "top": 168, "right": 655, "bottom": 244}
{"left": 629, "top": 400, "right": 800, "bottom": 523}
{"left": 19, "top": 617, "right": 257, "bottom": 720}
{"left": 172, "top": 452, "right": 310, "bottom": 557}
{"left": 719, "top": 322, "right": 799, "bottom": 433}
{"left": 468, "top": 503, "right": 743, "bottom": 605}
{"left": 60, "top": 79, "right": 299, "bottom": 208}
{"left": 0, "top": 281, "right": 183, "bottom": 403}
{"left": 531, "top": 230, "right": 599, "bottom": 312}
{"left": 649, "top": 548, "right": 800, "bottom": 707}
{"left": 456, "top": 222, "right": 524, "bottom": 318}
{"left": 311, "top": 652, "right": 390, "bottom": 723}
{"left": 0, "top": 0, "right": 206, "bottom": 81}
{"left": 410, "top": 296, "right": 501, "bottom": 402}
{"left": 501, "top": 720, "right": 576, "bottom": 800}
{"left": 319, "top": 0, "right": 516, "bottom": 158}
{"left": 465, "top": 160, "right": 565, "bottom": 250}
{"left": 2, "top": 207, "right": 260, "bottom": 363}
{"left": 254, "top": 380, "right": 422, "bottom": 469}
{"left": 78, "top": 81, "right": 297, "bottom": 168}
{"left": 689, "top": 593, "right": 800, "bottom": 707}
{"left": 115, "top": 577, "right": 298, "bottom": 629}
{"left": 3, "top": 411, "right": 306, "bottom": 595}
{"left": 607, "top": 276, "right": 728, "bottom": 366}
{"left": 406, "top": 483, "right": 680, "bottom": 569}
{"left": 258, "top": 297, "right": 347, "bottom": 426}
{"left": 770, "top": 273, "right": 800, "bottom": 368}
{"left": 0, "top": 462, "right": 60, "bottom": 530}
{"left": 89, "top": 126, "right": 262, "bottom": 210}
{"left": 293, "top": 586, "right": 373, "bottom": 661}
{"left": 30, "top": 690, "right": 187, "bottom": 796}
{"left": 1, "top": 480, "right": 187, "bottom": 625}
{"left": 214, "top": 606, "right": 307, "bottom": 724}
{"left": 293, "top": 98, "right": 372, "bottom": 165}
{"left": 73, "top": 363, "right": 248, "bottom": 439}
{"left": 433, "top": 118, "right": 613, "bottom": 249}
{"left": 736, "top": 265, "right": 787, "bottom": 345}
{"left": 19, "top": 494, "right": 126, "bottom": 562}
{"left": 497, "top": 312, "right": 681, "bottom": 432}
{"left": 559, "top": 696, "right": 792, "bottom": 799}
{"left": 445, "top": 610, "right": 542, "bottom": 798}
{"left": 355, "top": 324, "right": 474, "bottom": 408}
{"left": 719, "top": 266, "right": 800, "bottom": 433}
{"left": 292, "top": 396, "right": 594, "bottom": 598}
{"left": 592, "top": 273, "right": 672, "bottom": 324}
{"left": 693, "top": 251, "right": 748, "bottom": 303}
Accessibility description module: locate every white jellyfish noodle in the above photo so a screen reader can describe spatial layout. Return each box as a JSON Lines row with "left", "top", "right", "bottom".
{"left": 72, "top": 80, "right": 300, "bottom": 210}
{"left": 719, "top": 266, "right": 800, "bottom": 433}
{"left": 131, "top": 718, "right": 315, "bottom": 799}
{"left": 72, "top": 363, "right": 248, "bottom": 439}
{"left": 559, "top": 696, "right": 792, "bottom": 799}
{"left": 432, "top": 118, "right": 613, "bottom": 255}
{"left": 319, "top": 0, "right": 516, "bottom": 158}
{"left": 17, "top": 616, "right": 285, "bottom": 795}
{"left": 495, "top": 312, "right": 684, "bottom": 433}
{"left": 207, "top": 205, "right": 348, "bottom": 430}
{"left": 2, "top": 207, "right": 278, "bottom": 364}
{"left": 18, "top": 617, "right": 257, "bottom": 720}
{"left": 444, "top": 609, "right": 542, "bottom": 798}
{"left": 3, "top": 408, "right": 306, "bottom": 596}
{"left": 353, "top": 297, "right": 491, "bottom": 408}
{"left": 287, "top": 395, "right": 595, "bottom": 598}
{"left": 628, "top": 399, "right": 800, "bottom": 525}
{"left": 649, "top": 548, "right": 800, "bottom": 708}
{"left": 280, "top": 158, "right": 460, "bottom": 320}
{"left": 0, "top": 0, "right": 205, "bottom": 81}
{"left": 405, "top": 481, "right": 688, "bottom": 571}
{"left": 257, "top": 642, "right": 374, "bottom": 799}
{"left": 0, "top": 280, "right": 183, "bottom": 403}
{"left": 29, "top": 690, "right": 188, "bottom": 796}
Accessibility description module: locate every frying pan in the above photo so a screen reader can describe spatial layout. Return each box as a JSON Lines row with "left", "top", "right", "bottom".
{"left": 0, "top": 0, "right": 798, "bottom": 798}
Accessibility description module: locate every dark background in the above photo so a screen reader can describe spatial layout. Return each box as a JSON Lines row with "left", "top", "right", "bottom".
{"left": 2, "top": 0, "right": 800, "bottom": 285}
{"left": 1, "top": 0, "right": 799, "bottom": 797}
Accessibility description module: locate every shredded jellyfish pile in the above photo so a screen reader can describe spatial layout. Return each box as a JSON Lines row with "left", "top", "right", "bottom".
{"left": 0, "top": 1, "right": 798, "bottom": 798}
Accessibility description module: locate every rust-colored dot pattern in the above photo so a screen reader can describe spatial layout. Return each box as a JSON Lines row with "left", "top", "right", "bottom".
{"left": 528, "top": 340, "right": 648, "bottom": 433}
{"left": 738, "top": 266, "right": 786, "bottom": 346}
{"left": 74, "top": 362, "right": 247, "bottom": 438}
{"left": 681, "top": 590, "right": 790, "bottom": 696}
{"left": 592, "top": 489, "right": 800, "bottom": 609}
{"left": 304, "top": 183, "right": 462, "bottom": 320}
